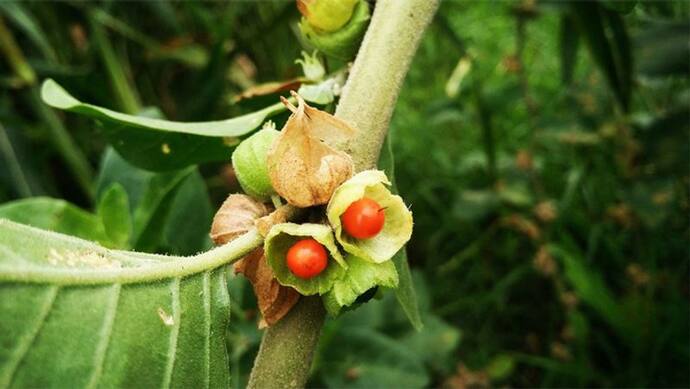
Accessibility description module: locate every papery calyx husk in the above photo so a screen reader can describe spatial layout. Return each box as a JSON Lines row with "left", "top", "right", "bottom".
{"left": 264, "top": 222, "right": 347, "bottom": 295}
{"left": 322, "top": 254, "right": 398, "bottom": 316}
{"left": 299, "top": 0, "right": 370, "bottom": 60}
{"left": 267, "top": 92, "right": 355, "bottom": 208}
{"left": 232, "top": 122, "right": 280, "bottom": 200}
{"left": 234, "top": 248, "right": 300, "bottom": 328}
{"left": 255, "top": 204, "right": 303, "bottom": 237}
{"left": 327, "top": 170, "right": 413, "bottom": 263}
{"left": 210, "top": 194, "right": 270, "bottom": 244}
{"left": 211, "top": 195, "right": 298, "bottom": 327}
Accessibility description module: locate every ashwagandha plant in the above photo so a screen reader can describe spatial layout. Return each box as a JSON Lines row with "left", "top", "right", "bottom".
{"left": 0, "top": 1, "right": 439, "bottom": 387}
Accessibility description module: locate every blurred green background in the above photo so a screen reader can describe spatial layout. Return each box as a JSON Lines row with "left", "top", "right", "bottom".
{"left": 0, "top": 1, "right": 688, "bottom": 387}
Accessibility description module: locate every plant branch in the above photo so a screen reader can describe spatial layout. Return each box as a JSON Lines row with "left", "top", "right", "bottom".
{"left": 247, "top": 1, "right": 439, "bottom": 387}
{"left": 336, "top": 0, "right": 440, "bottom": 171}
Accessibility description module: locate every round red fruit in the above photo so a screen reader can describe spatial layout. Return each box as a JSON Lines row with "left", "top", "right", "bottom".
{"left": 286, "top": 238, "right": 328, "bottom": 279}
{"left": 341, "top": 197, "right": 385, "bottom": 239}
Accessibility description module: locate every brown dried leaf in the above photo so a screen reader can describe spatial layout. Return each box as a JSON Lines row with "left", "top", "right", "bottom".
{"left": 267, "top": 92, "right": 355, "bottom": 207}
{"left": 210, "top": 194, "right": 270, "bottom": 245}
{"left": 233, "top": 79, "right": 304, "bottom": 103}
{"left": 255, "top": 204, "right": 303, "bottom": 237}
{"left": 234, "top": 248, "right": 300, "bottom": 327}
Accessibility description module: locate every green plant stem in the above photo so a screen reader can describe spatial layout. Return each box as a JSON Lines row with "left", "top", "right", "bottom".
{"left": 0, "top": 222, "right": 263, "bottom": 284}
{"left": 335, "top": 0, "right": 441, "bottom": 171}
{"left": 247, "top": 1, "right": 439, "bottom": 387}
{"left": 246, "top": 296, "right": 326, "bottom": 389}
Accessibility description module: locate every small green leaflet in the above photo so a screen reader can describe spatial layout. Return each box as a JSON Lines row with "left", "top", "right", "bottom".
{"left": 97, "top": 183, "right": 132, "bottom": 250}
{"left": 40, "top": 79, "right": 287, "bottom": 171}
{"left": 0, "top": 220, "right": 262, "bottom": 388}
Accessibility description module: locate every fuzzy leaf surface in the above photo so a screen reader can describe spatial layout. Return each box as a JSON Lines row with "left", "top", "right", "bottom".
{"left": 0, "top": 220, "right": 263, "bottom": 388}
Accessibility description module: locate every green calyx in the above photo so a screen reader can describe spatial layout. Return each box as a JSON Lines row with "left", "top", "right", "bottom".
{"left": 299, "top": 0, "right": 371, "bottom": 60}
{"left": 327, "top": 170, "right": 413, "bottom": 263}
{"left": 231, "top": 125, "right": 279, "bottom": 200}
{"left": 323, "top": 254, "right": 398, "bottom": 316}
{"left": 264, "top": 223, "right": 347, "bottom": 296}
{"left": 298, "top": 0, "right": 359, "bottom": 33}
{"left": 262, "top": 170, "right": 414, "bottom": 313}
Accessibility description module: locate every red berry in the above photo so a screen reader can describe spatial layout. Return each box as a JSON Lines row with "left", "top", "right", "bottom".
{"left": 286, "top": 238, "right": 329, "bottom": 279}
{"left": 341, "top": 197, "right": 385, "bottom": 239}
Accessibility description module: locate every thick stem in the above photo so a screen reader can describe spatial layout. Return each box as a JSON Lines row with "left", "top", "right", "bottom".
{"left": 247, "top": 0, "right": 439, "bottom": 387}
{"left": 246, "top": 297, "right": 326, "bottom": 389}
{"left": 336, "top": 0, "right": 440, "bottom": 171}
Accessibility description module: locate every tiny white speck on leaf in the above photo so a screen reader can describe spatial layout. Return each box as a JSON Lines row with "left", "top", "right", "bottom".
{"left": 157, "top": 307, "right": 174, "bottom": 326}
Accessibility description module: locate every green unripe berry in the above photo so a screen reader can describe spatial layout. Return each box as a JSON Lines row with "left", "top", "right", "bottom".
{"left": 232, "top": 126, "right": 279, "bottom": 200}
{"left": 299, "top": 0, "right": 370, "bottom": 60}
{"left": 297, "top": 0, "right": 359, "bottom": 32}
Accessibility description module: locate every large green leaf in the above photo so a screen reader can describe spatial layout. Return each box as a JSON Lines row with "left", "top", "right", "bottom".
{"left": 391, "top": 249, "right": 423, "bottom": 331}
{"left": 0, "top": 219, "right": 262, "bottom": 388}
{"left": 0, "top": 197, "right": 111, "bottom": 246}
{"left": 40, "top": 79, "right": 286, "bottom": 171}
{"left": 95, "top": 149, "right": 210, "bottom": 254}
{"left": 161, "top": 171, "right": 213, "bottom": 255}
{"left": 0, "top": 150, "right": 207, "bottom": 254}
{"left": 378, "top": 133, "right": 423, "bottom": 330}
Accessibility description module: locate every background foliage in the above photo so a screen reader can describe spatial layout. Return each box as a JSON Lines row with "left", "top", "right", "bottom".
{"left": 0, "top": 1, "right": 688, "bottom": 387}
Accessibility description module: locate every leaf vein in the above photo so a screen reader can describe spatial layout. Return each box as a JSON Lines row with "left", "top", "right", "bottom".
{"left": 1, "top": 285, "right": 59, "bottom": 388}
{"left": 86, "top": 283, "right": 121, "bottom": 389}
{"left": 161, "top": 277, "right": 181, "bottom": 389}
{"left": 203, "top": 271, "right": 211, "bottom": 389}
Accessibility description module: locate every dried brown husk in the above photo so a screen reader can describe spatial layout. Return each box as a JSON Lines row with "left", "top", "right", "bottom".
{"left": 210, "top": 194, "right": 270, "bottom": 245}
{"left": 234, "top": 248, "right": 300, "bottom": 328}
{"left": 255, "top": 204, "right": 303, "bottom": 237}
{"left": 233, "top": 78, "right": 304, "bottom": 103}
{"left": 267, "top": 92, "right": 355, "bottom": 207}
{"left": 210, "top": 194, "right": 298, "bottom": 326}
